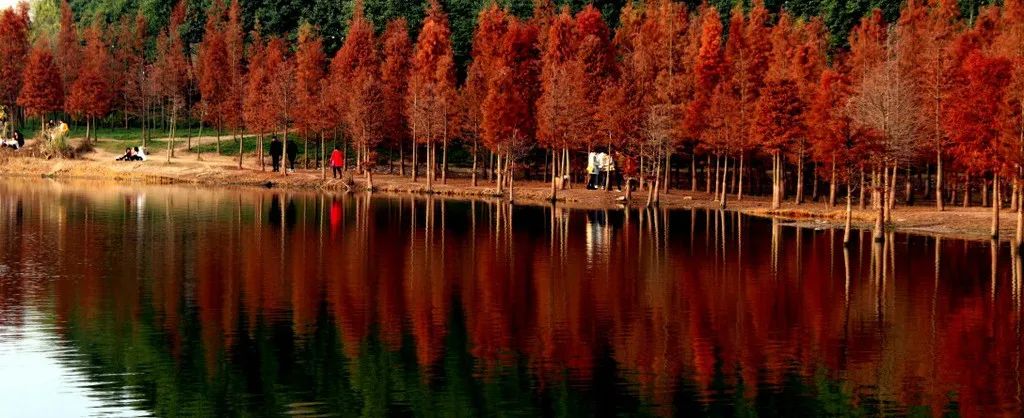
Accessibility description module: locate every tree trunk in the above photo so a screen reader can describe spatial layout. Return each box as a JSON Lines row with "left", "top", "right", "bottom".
{"left": 993, "top": 173, "right": 1001, "bottom": 240}
{"left": 737, "top": 154, "right": 744, "bottom": 200}
{"left": 937, "top": 149, "right": 942, "bottom": 209}
{"left": 964, "top": 173, "right": 971, "bottom": 208}
{"left": 690, "top": 154, "right": 697, "bottom": 192}
{"left": 829, "top": 156, "right": 837, "bottom": 208}
{"left": 507, "top": 152, "right": 514, "bottom": 202}
{"left": 1016, "top": 181, "right": 1023, "bottom": 246}
{"left": 238, "top": 132, "right": 244, "bottom": 169}
{"left": 427, "top": 141, "right": 434, "bottom": 192}
{"left": 705, "top": 154, "right": 712, "bottom": 194}
{"left": 795, "top": 154, "right": 804, "bottom": 205}
{"left": 844, "top": 184, "right": 853, "bottom": 246}
{"left": 662, "top": 151, "right": 670, "bottom": 193}
{"left": 496, "top": 153, "right": 504, "bottom": 194}
{"left": 771, "top": 152, "right": 781, "bottom": 210}
{"left": 471, "top": 139, "right": 478, "bottom": 187}
{"left": 859, "top": 168, "right": 866, "bottom": 210}
{"left": 719, "top": 155, "right": 729, "bottom": 210}
{"left": 874, "top": 170, "right": 885, "bottom": 243}
{"left": 812, "top": 161, "right": 819, "bottom": 202}
{"left": 714, "top": 154, "right": 721, "bottom": 200}
{"left": 321, "top": 132, "right": 327, "bottom": 180}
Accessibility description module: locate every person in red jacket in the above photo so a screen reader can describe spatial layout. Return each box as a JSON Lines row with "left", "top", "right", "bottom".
{"left": 330, "top": 145, "right": 345, "bottom": 179}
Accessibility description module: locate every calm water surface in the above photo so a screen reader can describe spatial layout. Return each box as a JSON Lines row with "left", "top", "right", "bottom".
{"left": 0, "top": 179, "right": 1018, "bottom": 417}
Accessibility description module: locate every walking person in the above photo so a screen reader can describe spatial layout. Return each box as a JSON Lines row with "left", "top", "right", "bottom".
{"left": 605, "top": 151, "right": 622, "bottom": 191}
{"left": 586, "top": 151, "right": 598, "bottom": 189}
{"left": 285, "top": 138, "right": 298, "bottom": 172}
{"left": 595, "top": 150, "right": 608, "bottom": 188}
{"left": 269, "top": 136, "right": 283, "bottom": 172}
{"left": 330, "top": 145, "right": 345, "bottom": 179}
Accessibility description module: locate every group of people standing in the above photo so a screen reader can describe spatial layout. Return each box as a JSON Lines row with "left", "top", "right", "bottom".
{"left": 268, "top": 136, "right": 298, "bottom": 173}
{"left": 268, "top": 135, "right": 346, "bottom": 178}
{"left": 586, "top": 150, "right": 623, "bottom": 191}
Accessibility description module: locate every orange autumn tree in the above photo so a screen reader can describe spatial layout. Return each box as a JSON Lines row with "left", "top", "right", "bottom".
{"left": 197, "top": 0, "right": 229, "bottom": 154}
{"left": 55, "top": 0, "right": 79, "bottom": 105}
{"left": 18, "top": 39, "right": 63, "bottom": 132}
{"left": 899, "top": 0, "right": 961, "bottom": 211}
{"left": 407, "top": 0, "right": 456, "bottom": 191}
{"left": 0, "top": 2, "right": 29, "bottom": 134}
{"left": 482, "top": 17, "right": 540, "bottom": 199}
{"left": 537, "top": 7, "right": 586, "bottom": 201}
{"left": 113, "top": 13, "right": 147, "bottom": 131}
{"left": 294, "top": 24, "right": 330, "bottom": 176}
{"left": 243, "top": 33, "right": 273, "bottom": 171}
{"left": 575, "top": 3, "right": 617, "bottom": 190}
{"left": 65, "top": 22, "right": 113, "bottom": 144}
{"left": 151, "top": 0, "right": 189, "bottom": 161}
{"left": 223, "top": 0, "right": 245, "bottom": 150}
{"left": 461, "top": 4, "right": 509, "bottom": 187}
{"left": 946, "top": 52, "right": 1012, "bottom": 239}
{"left": 264, "top": 37, "right": 295, "bottom": 168}
{"left": 380, "top": 19, "right": 412, "bottom": 176}
{"left": 331, "top": 0, "right": 381, "bottom": 188}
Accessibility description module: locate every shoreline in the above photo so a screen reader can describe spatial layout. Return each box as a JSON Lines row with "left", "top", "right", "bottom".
{"left": 1, "top": 149, "right": 1018, "bottom": 244}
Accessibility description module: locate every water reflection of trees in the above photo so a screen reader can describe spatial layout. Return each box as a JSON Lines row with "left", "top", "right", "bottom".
{"left": 0, "top": 182, "right": 1021, "bottom": 416}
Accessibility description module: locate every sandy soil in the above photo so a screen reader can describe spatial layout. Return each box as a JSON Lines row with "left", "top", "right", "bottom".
{"left": 1, "top": 135, "right": 1018, "bottom": 243}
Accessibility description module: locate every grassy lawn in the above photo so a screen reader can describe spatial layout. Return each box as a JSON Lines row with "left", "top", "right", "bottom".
{"left": 92, "top": 138, "right": 169, "bottom": 154}
{"left": 193, "top": 135, "right": 329, "bottom": 159}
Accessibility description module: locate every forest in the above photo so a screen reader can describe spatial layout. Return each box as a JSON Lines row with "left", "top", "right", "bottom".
{"left": 0, "top": 0, "right": 1022, "bottom": 242}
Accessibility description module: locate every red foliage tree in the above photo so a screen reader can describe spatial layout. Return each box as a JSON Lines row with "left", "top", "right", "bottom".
{"left": 380, "top": 19, "right": 412, "bottom": 176}
{"left": 243, "top": 33, "right": 273, "bottom": 170}
{"left": 461, "top": 4, "right": 509, "bottom": 186}
{"left": 197, "top": 0, "right": 229, "bottom": 154}
{"left": 294, "top": 24, "right": 330, "bottom": 174}
{"left": 18, "top": 39, "right": 63, "bottom": 131}
{"left": 946, "top": 52, "right": 1013, "bottom": 238}
{"left": 113, "top": 13, "right": 147, "bottom": 129}
{"left": 753, "top": 77, "right": 804, "bottom": 210}
{"left": 407, "top": 0, "right": 456, "bottom": 190}
{"left": 0, "top": 2, "right": 30, "bottom": 131}
{"left": 331, "top": 0, "right": 381, "bottom": 187}
{"left": 65, "top": 22, "right": 113, "bottom": 144}
{"left": 152, "top": 1, "right": 189, "bottom": 160}
{"left": 481, "top": 17, "right": 540, "bottom": 198}
{"left": 537, "top": 7, "right": 586, "bottom": 200}
{"left": 55, "top": 0, "right": 79, "bottom": 104}
{"left": 222, "top": 0, "right": 245, "bottom": 135}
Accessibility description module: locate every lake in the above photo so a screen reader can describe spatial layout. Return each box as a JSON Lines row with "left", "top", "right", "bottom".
{"left": 0, "top": 179, "right": 1018, "bottom": 417}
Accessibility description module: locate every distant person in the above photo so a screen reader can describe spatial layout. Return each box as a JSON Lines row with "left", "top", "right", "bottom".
{"left": 269, "top": 136, "right": 283, "bottom": 172}
{"left": 605, "top": 152, "right": 621, "bottom": 191}
{"left": 285, "top": 138, "right": 298, "bottom": 172}
{"left": 586, "top": 151, "right": 598, "bottom": 189}
{"left": 133, "top": 147, "right": 147, "bottom": 161}
{"left": 1, "top": 130, "right": 21, "bottom": 150}
{"left": 595, "top": 150, "right": 608, "bottom": 187}
{"left": 330, "top": 145, "right": 344, "bottom": 179}
{"left": 116, "top": 147, "right": 135, "bottom": 161}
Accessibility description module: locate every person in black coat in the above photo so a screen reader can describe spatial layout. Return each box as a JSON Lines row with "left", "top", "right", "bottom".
{"left": 269, "top": 136, "right": 283, "bottom": 172}
{"left": 285, "top": 139, "right": 298, "bottom": 171}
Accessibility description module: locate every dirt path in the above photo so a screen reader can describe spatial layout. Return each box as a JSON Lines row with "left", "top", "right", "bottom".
{"left": 2, "top": 139, "right": 1019, "bottom": 243}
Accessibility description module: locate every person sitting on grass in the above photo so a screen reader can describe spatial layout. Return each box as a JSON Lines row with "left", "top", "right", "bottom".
{"left": 133, "top": 147, "right": 147, "bottom": 161}
{"left": 116, "top": 147, "right": 135, "bottom": 161}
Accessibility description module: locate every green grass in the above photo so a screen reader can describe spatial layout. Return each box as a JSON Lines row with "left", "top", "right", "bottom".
{"left": 193, "top": 135, "right": 329, "bottom": 159}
